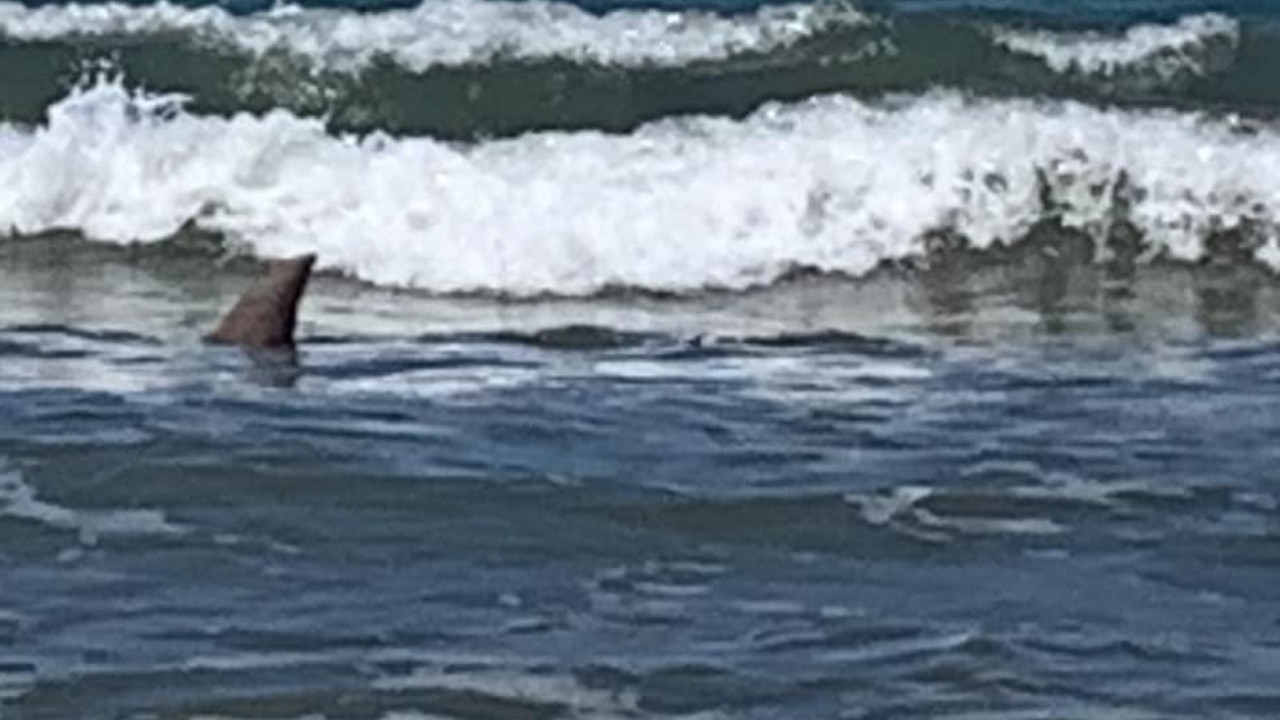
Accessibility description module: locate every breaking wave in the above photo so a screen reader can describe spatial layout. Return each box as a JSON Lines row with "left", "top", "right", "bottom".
{"left": 1, "top": 78, "right": 1278, "bottom": 296}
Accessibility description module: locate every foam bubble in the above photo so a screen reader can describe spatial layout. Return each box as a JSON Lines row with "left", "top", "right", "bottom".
{"left": 0, "top": 0, "right": 867, "bottom": 71}
{"left": 1, "top": 79, "right": 1279, "bottom": 296}
{"left": 992, "top": 13, "right": 1239, "bottom": 78}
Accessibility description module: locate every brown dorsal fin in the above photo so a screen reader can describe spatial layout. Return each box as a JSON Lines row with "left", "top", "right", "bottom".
{"left": 206, "top": 254, "right": 316, "bottom": 349}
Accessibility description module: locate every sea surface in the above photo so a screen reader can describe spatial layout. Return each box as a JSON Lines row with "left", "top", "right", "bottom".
{"left": 2, "top": 0, "right": 1280, "bottom": 718}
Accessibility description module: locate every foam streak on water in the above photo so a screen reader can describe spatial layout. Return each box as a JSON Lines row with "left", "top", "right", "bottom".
{"left": 1, "top": 79, "right": 1278, "bottom": 296}
{"left": 0, "top": 462, "right": 183, "bottom": 545}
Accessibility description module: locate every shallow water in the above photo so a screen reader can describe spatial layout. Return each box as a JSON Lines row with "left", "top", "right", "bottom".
{"left": 2, "top": 242, "right": 1280, "bottom": 719}
{"left": 3, "top": 0, "right": 1280, "bottom": 716}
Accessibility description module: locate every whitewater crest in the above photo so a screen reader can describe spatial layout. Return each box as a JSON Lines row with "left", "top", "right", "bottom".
{"left": 0, "top": 0, "right": 870, "bottom": 70}
{"left": 0, "top": 78, "right": 1278, "bottom": 296}
{"left": 0, "top": 1, "right": 1241, "bottom": 81}
{"left": 991, "top": 13, "right": 1240, "bottom": 79}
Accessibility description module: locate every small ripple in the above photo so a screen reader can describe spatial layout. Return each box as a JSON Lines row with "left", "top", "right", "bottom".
{"left": 0, "top": 659, "right": 36, "bottom": 702}
{"left": 845, "top": 473, "right": 1280, "bottom": 548}
{"left": 310, "top": 353, "right": 541, "bottom": 382}
{"left": 730, "top": 330, "right": 927, "bottom": 358}
{"left": 2, "top": 323, "right": 160, "bottom": 346}
{"left": 1021, "top": 632, "right": 1225, "bottom": 666}
{"left": 11, "top": 651, "right": 632, "bottom": 720}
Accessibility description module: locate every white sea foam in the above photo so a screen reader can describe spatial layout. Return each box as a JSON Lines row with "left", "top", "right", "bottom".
{"left": 367, "top": 654, "right": 643, "bottom": 719}
{"left": 1, "top": 79, "right": 1279, "bottom": 296}
{"left": 0, "top": 0, "right": 867, "bottom": 71}
{"left": 0, "top": 463, "right": 184, "bottom": 542}
{"left": 992, "top": 13, "right": 1239, "bottom": 78}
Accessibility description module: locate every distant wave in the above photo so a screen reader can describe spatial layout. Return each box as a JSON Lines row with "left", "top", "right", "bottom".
{"left": 1, "top": 79, "right": 1277, "bottom": 297}
{"left": 0, "top": 0, "right": 1239, "bottom": 78}
{"left": 0, "top": 1, "right": 1238, "bottom": 76}
{"left": 989, "top": 13, "right": 1238, "bottom": 79}
{"left": 0, "top": 0, "right": 874, "bottom": 70}
{"left": 0, "top": 4, "right": 1263, "bottom": 137}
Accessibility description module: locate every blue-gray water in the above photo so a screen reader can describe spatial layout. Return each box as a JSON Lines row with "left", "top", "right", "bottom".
{"left": 3, "top": 240, "right": 1280, "bottom": 719}
{"left": 2, "top": 0, "right": 1280, "bottom": 717}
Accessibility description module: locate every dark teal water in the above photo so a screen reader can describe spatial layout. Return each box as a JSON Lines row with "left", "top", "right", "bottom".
{"left": 2, "top": 0, "right": 1280, "bottom": 717}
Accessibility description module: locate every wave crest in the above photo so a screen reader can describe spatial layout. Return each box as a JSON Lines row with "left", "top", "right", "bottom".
{"left": 2, "top": 79, "right": 1278, "bottom": 296}
{"left": 991, "top": 13, "right": 1239, "bottom": 79}
{"left": 0, "top": 0, "right": 873, "bottom": 70}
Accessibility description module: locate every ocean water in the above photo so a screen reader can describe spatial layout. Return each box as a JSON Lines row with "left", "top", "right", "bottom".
{"left": 3, "top": 0, "right": 1280, "bottom": 717}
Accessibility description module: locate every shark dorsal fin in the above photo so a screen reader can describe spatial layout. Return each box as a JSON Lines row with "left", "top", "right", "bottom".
{"left": 206, "top": 254, "right": 316, "bottom": 349}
